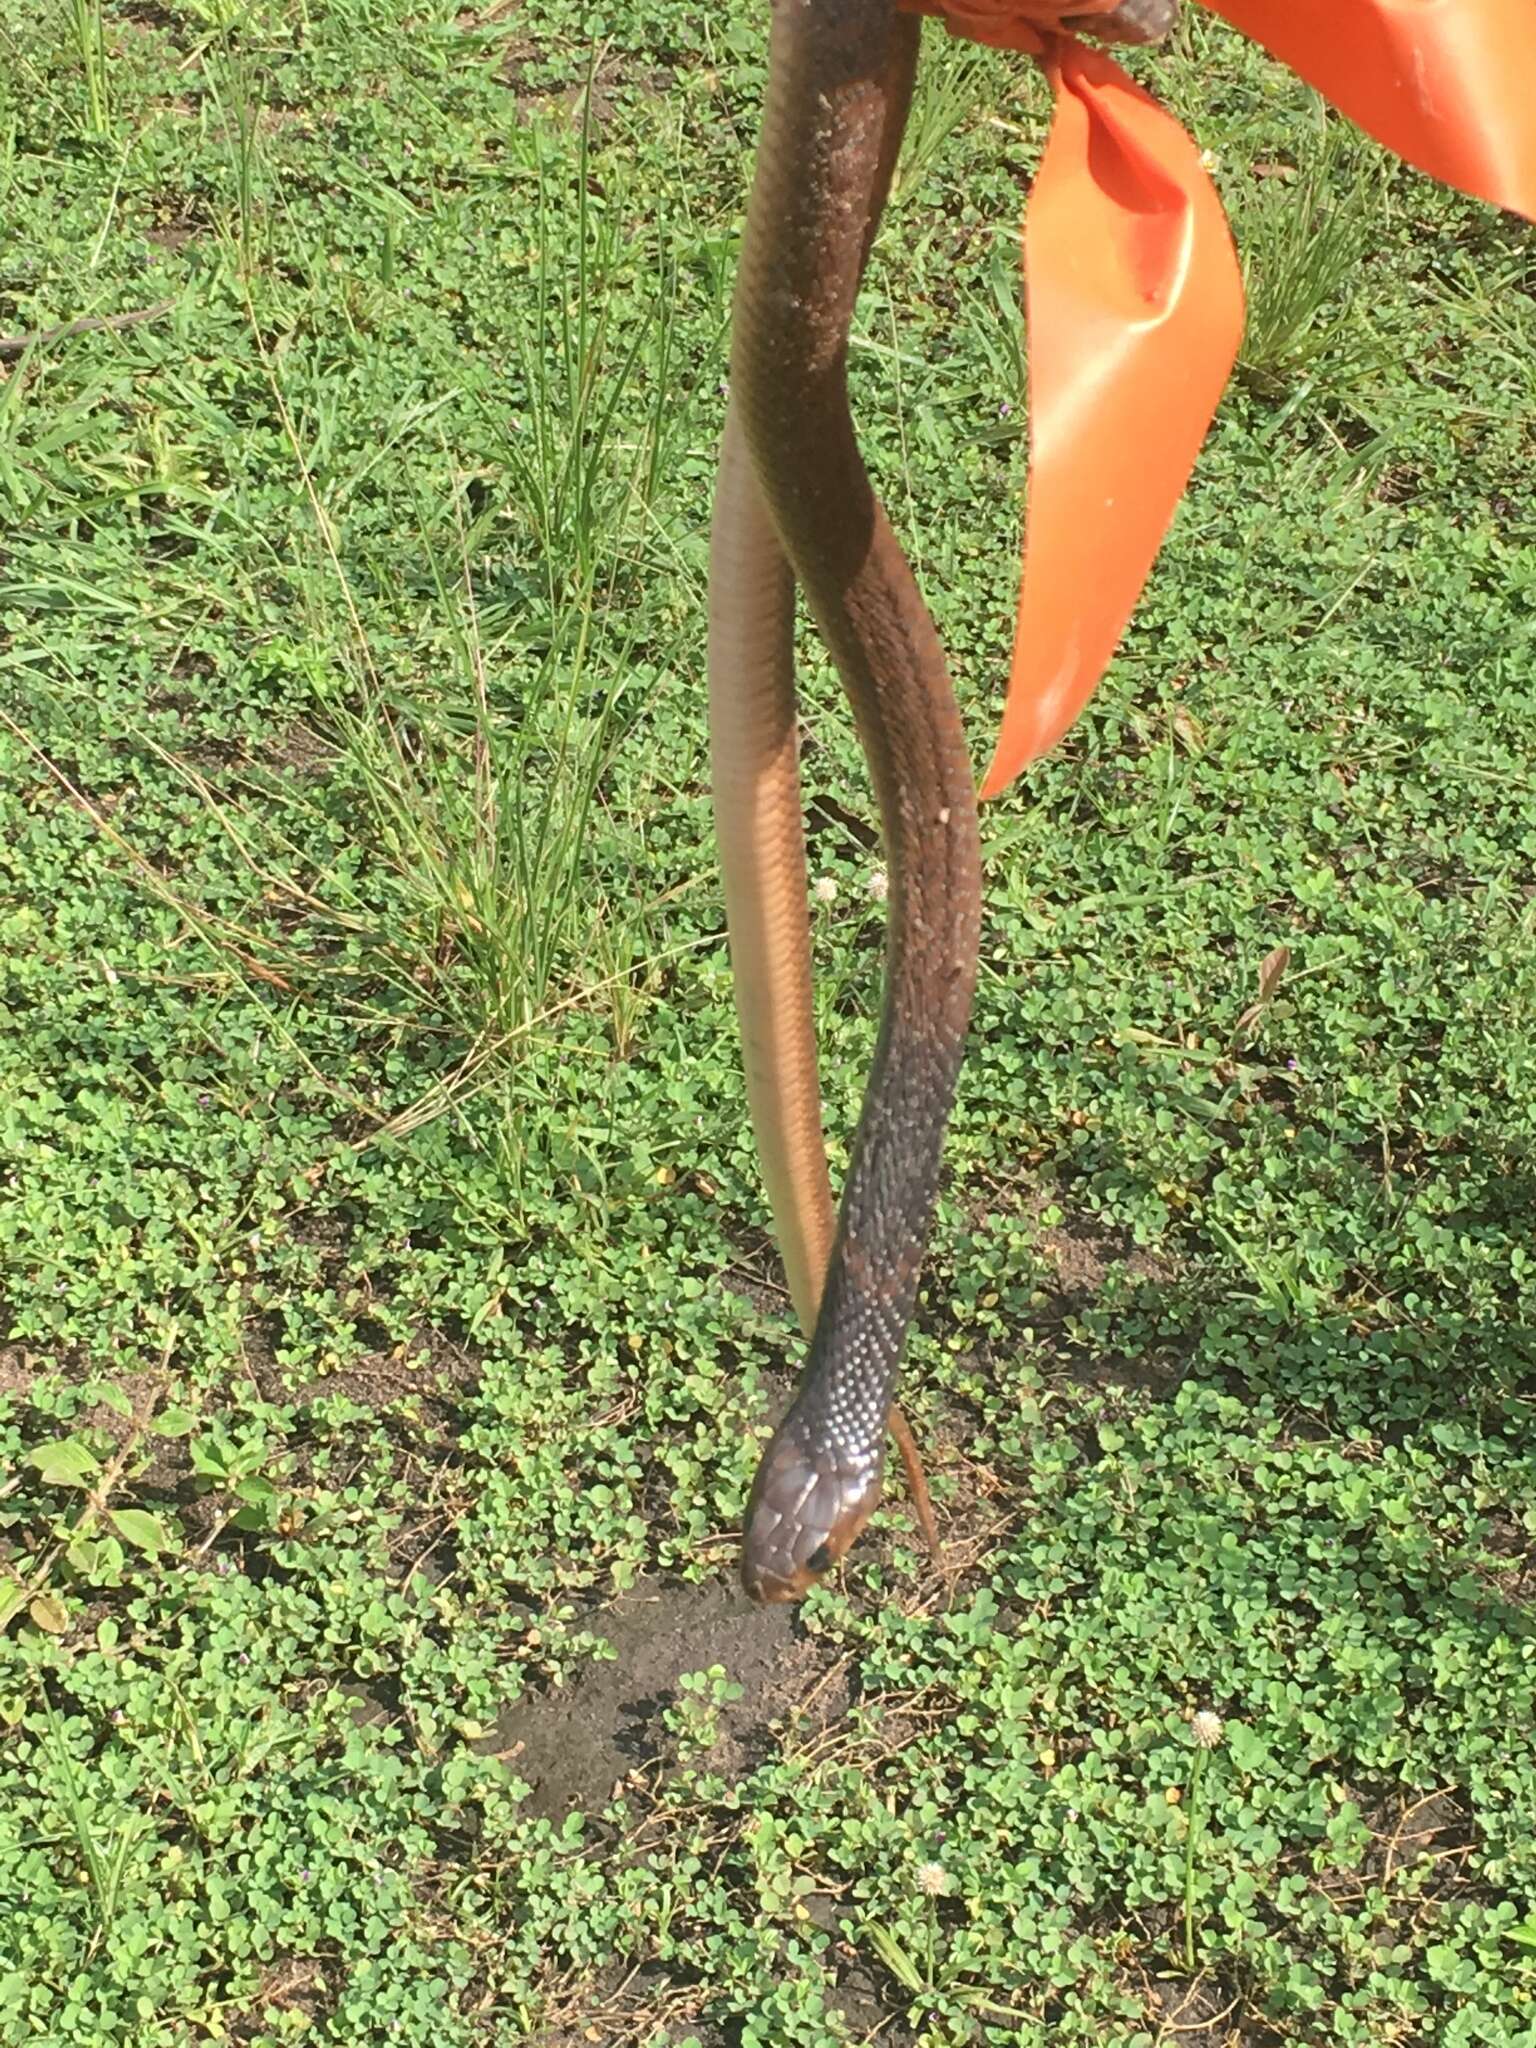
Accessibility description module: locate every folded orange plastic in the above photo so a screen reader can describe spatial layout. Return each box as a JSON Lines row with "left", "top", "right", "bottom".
{"left": 991, "top": 27, "right": 1243, "bottom": 789}
{"left": 896, "top": 0, "right": 1536, "bottom": 797}
{"left": 1215, "top": 0, "right": 1536, "bottom": 222}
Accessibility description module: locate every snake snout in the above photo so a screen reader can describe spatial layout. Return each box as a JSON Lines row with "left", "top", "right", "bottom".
{"left": 740, "top": 1430, "right": 884, "bottom": 1604}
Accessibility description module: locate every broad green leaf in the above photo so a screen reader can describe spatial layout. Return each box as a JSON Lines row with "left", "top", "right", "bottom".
{"left": 25, "top": 1438, "right": 101, "bottom": 1488}
{"left": 86, "top": 1381, "right": 134, "bottom": 1420}
{"left": 28, "top": 1593, "right": 69, "bottom": 1634}
{"left": 109, "top": 1508, "right": 174, "bottom": 1554}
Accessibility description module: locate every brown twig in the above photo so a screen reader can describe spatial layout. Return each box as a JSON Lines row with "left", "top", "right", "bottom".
{"left": 0, "top": 298, "right": 175, "bottom": 360}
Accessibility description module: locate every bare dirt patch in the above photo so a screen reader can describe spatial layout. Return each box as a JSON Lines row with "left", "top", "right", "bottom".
{"left": 483, "top": 1574, "right": 840, "bottom": 1821}
{"left": 1132, "top": 1971, "right": 1287, "bottom": 2046}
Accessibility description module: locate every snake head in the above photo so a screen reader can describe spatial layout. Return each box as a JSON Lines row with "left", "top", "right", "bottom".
{"left": 1065, "top": 0, "right": 1179, "bottom": 46}
{"left": 740, "top": 1423, "right": 886, "bottom": 1604}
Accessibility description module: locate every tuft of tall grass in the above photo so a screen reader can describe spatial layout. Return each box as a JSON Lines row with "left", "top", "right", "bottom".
{"left": 469, "top": 101, "right": 696, "bottom": 600}
{"left": 69, "top": 0, "right": 110, "bottom": 139}
{"left": 312, "top": 530, "right": 624, "bottom": 1055}
{"left": 891, "top": 28, "right": 1000, "bottom": 207}
{"left": 251, "top": 100, "right": 706, "bottom": 1172}
{"left": 201, "top": 44, "right": 266, "bottom": 273}
{"left": 42, "top": 1693, "right": 145, "bottom": 1945}
{"left": 1231, "top": 105, "right": 1383, "bottom": 398}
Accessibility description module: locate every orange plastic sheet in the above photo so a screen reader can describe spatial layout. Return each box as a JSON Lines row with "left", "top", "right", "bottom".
{"left": 893, "top": 0, "right": 1536, "bottom": 796}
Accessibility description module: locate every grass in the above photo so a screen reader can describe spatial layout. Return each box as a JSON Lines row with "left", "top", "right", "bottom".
{"left": 1233, "top": 101, "right": 1384, "bottom": 400}
{"left": 2, "top": 1, "right": 1535, "bottom": 2043}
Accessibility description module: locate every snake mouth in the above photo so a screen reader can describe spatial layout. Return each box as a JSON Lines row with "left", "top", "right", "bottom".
{"left": 740, "top": 1433, "right": 884, "bottom": 1604}
{"left": 740, "top": 1555, "right": 824, "bottom": 1606}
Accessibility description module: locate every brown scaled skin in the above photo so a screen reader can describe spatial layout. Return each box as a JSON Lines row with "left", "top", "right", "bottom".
{"left": 713, "top": 0, "right": 982, "bottom": 1603}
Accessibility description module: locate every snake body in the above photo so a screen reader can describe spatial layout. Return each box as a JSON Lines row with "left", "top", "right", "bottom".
{"left": 710, "top": 0, "right": 983, "bottom": 1603}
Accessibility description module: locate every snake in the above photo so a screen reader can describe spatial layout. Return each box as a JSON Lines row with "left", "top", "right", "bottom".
{"left": 710, "top": 0, "right": 1171, "bottom": 1602}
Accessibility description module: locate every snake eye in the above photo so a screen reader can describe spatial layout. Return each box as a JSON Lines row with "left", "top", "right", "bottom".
{"left": 806, "top": 1543, "right": 832, "bottom": 1576}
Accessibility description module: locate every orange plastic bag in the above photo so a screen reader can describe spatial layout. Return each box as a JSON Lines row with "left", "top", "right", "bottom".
{"left": 896, "top": 0, "right": 1536, "bottom": 794}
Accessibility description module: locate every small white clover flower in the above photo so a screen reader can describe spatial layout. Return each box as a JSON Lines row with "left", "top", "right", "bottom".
{"left": 867, "top": 869, "right": 888, "bottom": 903}
{"left": 813, "top": 875, "right": 838, "bottom": 904}
{"left": 1199, "top": 147, "right": 1220, "bottom": 173}
{"left": 1190, "top": 1709, "right": 1225, "bottom": 1751}
{"left": 915, "top": 1861, "right": 951, "bottom": 1898}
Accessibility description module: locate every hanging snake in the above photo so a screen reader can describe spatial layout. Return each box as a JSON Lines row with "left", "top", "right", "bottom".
{"left": 710, "top": 0, "right": 1170, "bottom": 1602}
{"left": 708, "top": 0, "right": 1536, "bottom": 1602}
